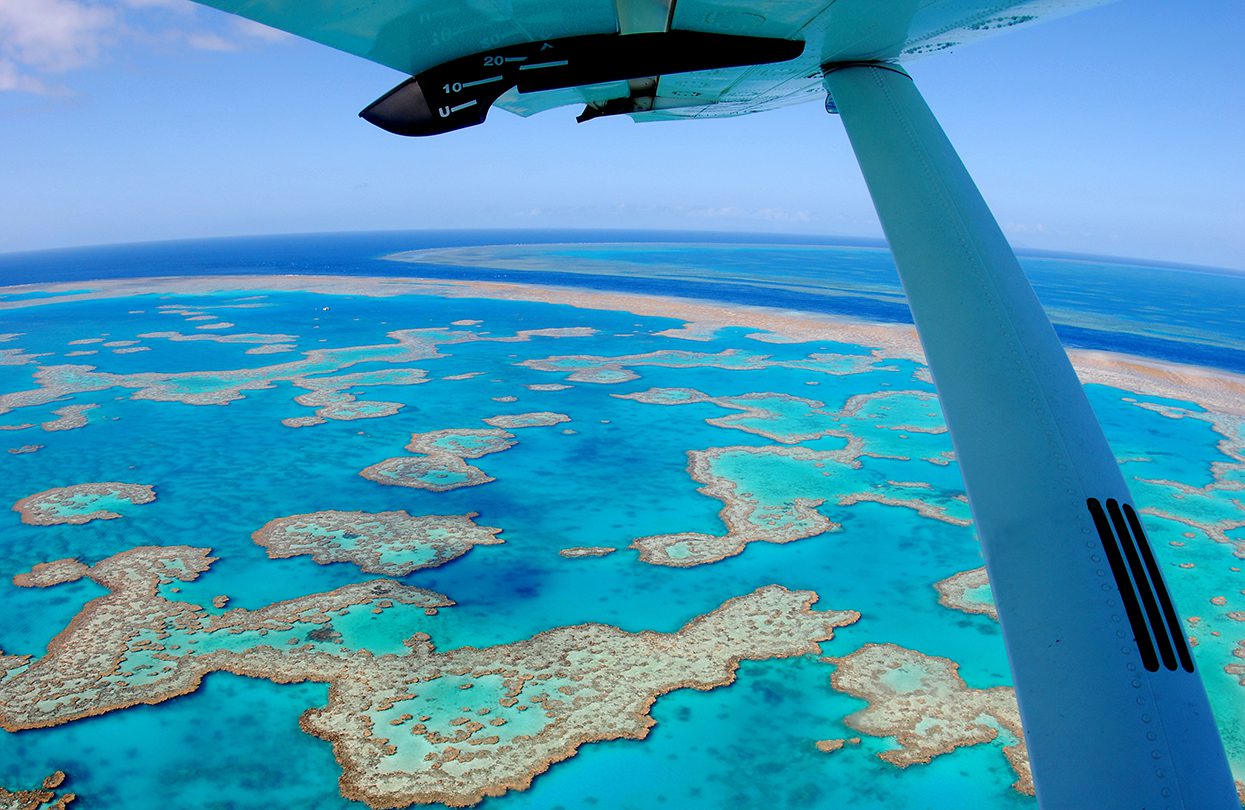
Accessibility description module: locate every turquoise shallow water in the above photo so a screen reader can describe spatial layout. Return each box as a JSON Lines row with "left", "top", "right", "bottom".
{"left": 0, "top": 239, "right": 1241, "bottom": 808}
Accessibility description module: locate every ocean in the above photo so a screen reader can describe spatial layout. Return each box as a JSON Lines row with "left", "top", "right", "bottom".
{"left": 0, "top": 233, "right": 1240, "bottom": 808}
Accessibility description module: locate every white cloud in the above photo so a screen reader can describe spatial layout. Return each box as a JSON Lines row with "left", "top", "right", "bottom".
{"left": 186, "top": 31, "right": 236, "bottom": 51}
{"left": 0, "top": 0, "right": 287, "bottom": 95}
{"left": 231, "top": 16, "right": 289, "bottom": 43}
{"left": 0, "top": 0, "right": 117, "bottom": 77}
{"left": 684, "top": 204, "right": 814, "bottom": 223}
{"left": 119, "top": 0, "right": 191, "bottom": 9}
{"left": 0, "top": 56, "right": 54, "bottom": 92}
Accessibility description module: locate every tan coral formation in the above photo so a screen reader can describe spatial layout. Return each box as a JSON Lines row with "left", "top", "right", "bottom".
{"left": 301, "top": 585, "right": 859, "bottom": 808}
{"left": 12, "top": 559, "right": 91, "bottom": 588}
{"left": 827, "top": 643, "right": 1031, "bottom": 795}
{"left": 1228, "top": 640, "right": 1245, "bottom": 685}
{"left": 246, "top": 343, "right": 297, "bottom": 355}
{"left": 0, "top": 770, "right": 75, "bottom": 809}
{"left": 40, "top": 404, "right": 97, "bottom": 432}
{"left": 137, "top": 330, "right": 298, "bottom": 345}
{"left": 362, "top": 410, "right": 574, "bottom": 493}
{"left": 12, "top": 483, "right": 156, "bottom": 526}
{"left": 0, "top": 325, "right": 595, "bottom": 418}
{"left": 252, "top": 510, "right": 503, "bottom": 576}
{"left": 7, "top": 273, "right": 1238, "bottom": 421}
{"left": 291, "top": 368, "right": 428, "bottom": 422}
{"left": 3, "top": 272, "right": 1245, "bottom": 415}
{"left": 629, "top": 438, "right": 968, "bottom": 568}
{"left": 616, "top": 386, "right": 952, "bottom": 467}
{"left": 631, "top": 446, "right": 843, "bottom": 567}
{"left": 836, "top": 492, "right": 971, "bottom": 526}
{"left": 519, "top": 349, "right": 761, "bottom": 383}
{"left": 282, "top": 415, "right": 327, "bottom": 428}
{"left": 1120, "top": 398, "right": 1245, "bottom": 558}
{"left": 520, "top": 348, "right": 880, "bottom": 386}
{"left": 481, "top": 412, "right": 570, "bottom": 430}
{"left": 558, "top": 547, "right": 616, "bottom": 558}
{"left": 360, "top": 429, "right": 517, "bottom": 492}
{"left": 934, "top": 567, "right": 998, "bottom": 621}
{"left": 0, "top": 348, "right": 51, "bottom": 366}
{"left": 614, "top": 387, "right": 840, "bottom": 444}
{"left": 0, "top": 545, "right": 451, "bottom": 731}
{"left": 813, "top": 737, "right": 859, "bottom": 753}
{"left": 1, "top": 545, "right": 858, "bottom": 810}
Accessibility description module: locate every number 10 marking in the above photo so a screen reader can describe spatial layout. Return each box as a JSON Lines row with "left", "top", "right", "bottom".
{"left": 442, "top": 76, "right": 502, "bottom": 94}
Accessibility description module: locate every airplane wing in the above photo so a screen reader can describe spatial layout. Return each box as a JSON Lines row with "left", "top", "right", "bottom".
{"left": 187, "top": 1, "right": 1240, "bottom": 808}
{"left": 193, "top": 0, "right": 1114, "bottom": 130}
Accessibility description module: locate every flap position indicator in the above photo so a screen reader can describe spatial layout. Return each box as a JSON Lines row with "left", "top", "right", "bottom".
{"left": 360, "top": 31, "right": 804, "bottom": 136}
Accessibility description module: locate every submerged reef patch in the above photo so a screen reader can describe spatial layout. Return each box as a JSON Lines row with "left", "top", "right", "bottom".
{"left": 361, "top": 429, "right": 518, "bottom": 492}
{"left": 481, "top": 412, "right": 570, "bottom": 430}
{"left": 1228, "top": 640, "right": 1244, "bottom": 685}
{"left": 252, "top": 510, "right": 503, "bottom": 576}
{"left": 301, "top": 585, "right": 858, "bottom": 808}
{"left": 138, "top": 330, "right": 298, "bottom": 346}
{"left": 40, "top": 404, "right": 96, "bottom": 432}
{"left": 616, "top": 385, "right": 953, "bottom": 465}
{"left": 631, "top": 446, "right": 840, "bottom": 567}
{"left": 13, "top": 483, "right": 156, "bottom": 526}
{"left": 631, "top": 442, "right": 971, "bottom": 567}
{"left": 0, "top": 545, "right": 450, "bottom": 731}
{"left": 616, "top": 387, "right": 840, "bottom": 444}
{"left": 0, "top": 325, "right": 596, "bottom": 419}
{"left": 291, "top": 368, "right": 429, "bottom": 423}
{"left": 2, "top": 544, "right": 857, "bottom": 809}
{"left": 0, "top": 347, "right": 50, "bottom": 366}
{"left": 0, "top": 770, "right": 75, "bottom": 809}
{"left": 4, "top": 272, "right": 1245, "bottom": 799}
{"left": 282, "top": 415, "right": 327, "bottom": 428}
{"left": 362, "top": 411, "right": 570, "bottom": 493}
{"left": 13, "top": 558, "right": 91, "bottom": 588}
{"left": 827, "top": 643, "right": 1031, "bottom": 794}
{"left": 1118, "top": 398, "right": 1245, "bottom": 559}
{"left": 559, "top": 546, "right": 616, "bottom": 558}
{"left": 935, "top": 567, "right": 997, "bottom": 621}
{"left": 519, "top": 348, "right": 882, "bottom": 386}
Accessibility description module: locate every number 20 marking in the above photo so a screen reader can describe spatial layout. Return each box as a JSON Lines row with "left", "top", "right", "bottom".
{"left": 483, "top": 55, "right": 504, "bottom": 66}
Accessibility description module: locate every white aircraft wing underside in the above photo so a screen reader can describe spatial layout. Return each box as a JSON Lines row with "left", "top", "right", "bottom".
{"left": 193, "top": 0, "right": 1112, "bottom": 122}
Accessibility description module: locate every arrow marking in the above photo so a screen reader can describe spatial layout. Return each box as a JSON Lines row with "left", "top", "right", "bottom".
{"left": 519, "top": 60, "right": 569, "bottom": 71}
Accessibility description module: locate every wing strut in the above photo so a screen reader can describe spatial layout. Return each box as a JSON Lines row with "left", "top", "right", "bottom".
{"left": 822, "top": 62, "right": 1236, "bottom": 808}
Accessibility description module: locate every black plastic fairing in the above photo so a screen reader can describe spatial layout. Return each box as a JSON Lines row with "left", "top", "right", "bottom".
{"left": 360, "top": 31, "right": 804, "bottom": 136}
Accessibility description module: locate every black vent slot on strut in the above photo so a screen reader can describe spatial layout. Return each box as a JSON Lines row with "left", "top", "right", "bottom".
{"left": 1087, "top": 497, "right": 1195, "bottom": 672}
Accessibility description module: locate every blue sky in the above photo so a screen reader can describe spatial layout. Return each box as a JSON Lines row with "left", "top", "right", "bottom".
{"left": 1, "top": 0, "right": 1242, "bottom": 269}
